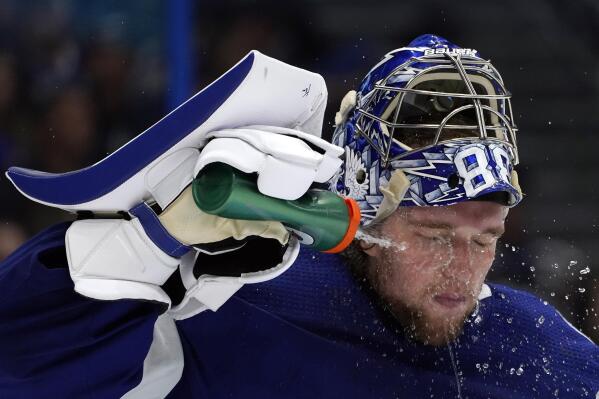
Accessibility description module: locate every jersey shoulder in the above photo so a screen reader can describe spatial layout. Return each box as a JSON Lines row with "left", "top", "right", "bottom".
{"left": 0, "top": 222, "right": 72, "bottom": 301}
{"left": 0, "top": 222, "right": 70, "bottom": 267}
{"left": 484, "top": 283, "right": 595, "bottom": 345}
{"left": 480, "top": 283, "right": 598, "bottom": 378}
{"left": 235, "top": 249, "right": 375, "bottom": 329}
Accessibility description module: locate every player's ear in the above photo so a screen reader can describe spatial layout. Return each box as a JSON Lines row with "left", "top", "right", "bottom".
{"left": 359, "top": 240, "right": 380, "bottom": 257}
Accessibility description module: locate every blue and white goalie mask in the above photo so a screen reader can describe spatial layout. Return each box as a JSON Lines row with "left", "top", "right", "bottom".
{"left": 330, "top": 34, "right": 523, "bottom": 226}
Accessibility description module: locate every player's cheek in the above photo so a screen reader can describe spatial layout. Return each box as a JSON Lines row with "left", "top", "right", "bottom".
{"left": 402, "top": 236, "right": 450, "bottom": 269}
{"left": 471, "top": 245, "right": 496, "bottom": 276}
{"left": 481, "top": 244, "right": 497, "bottom": 264}
{"left": 401, "top": 258, "right": 441, "bottom": 299}
{"left": 379, "top": 254, "right": 415, "bottom": 293}
{"left": 395, "top": 248, "right": 436, "bottom": 280}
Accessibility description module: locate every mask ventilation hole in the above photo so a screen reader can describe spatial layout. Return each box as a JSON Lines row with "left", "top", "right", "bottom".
{"left": 356, "top": 169, "right": 366, "bottom": 184}
{"left": 448, "top": 173, "right": 460, "bottom": 188}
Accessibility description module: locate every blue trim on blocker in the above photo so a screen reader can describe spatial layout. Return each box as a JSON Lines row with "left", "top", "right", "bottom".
{"left": 7, "top": 53, "right": 255, "bottom": 206}
{"left": 129, "top": 202, "right": 191, "bottom": 258}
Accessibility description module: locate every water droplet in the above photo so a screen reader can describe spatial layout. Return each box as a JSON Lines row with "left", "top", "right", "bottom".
{"left": 580, "top": 267, "right": 590, "bottom": 275}
{"left": 511, "top": 246, "right": 516, "bottom": 252}
{"left": 569, "top": 260, "right": 577, "bottom": 267}
{"left": 506, "top": 317, "right": 513, "bottom": 324}
{"left": 537, "top": 315, "right": 545, "bottom": 325}
{"left": 529, "top": 266, "right": 535, "bottom": 272}
{"left": 516, "top": 365, "right": 524, "bottom": 375}
{"left": 550, "top": 292, "right": 555, "bottom": 297}
{"left": 578, "top": 287, "right": 586, "bottom": 293}
{"left": 547, "top": 121, "right": 552, "bottom": 126}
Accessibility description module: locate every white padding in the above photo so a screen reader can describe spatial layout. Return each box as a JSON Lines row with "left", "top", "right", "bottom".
{"left": 65, "top": 219, "right": 179, "bottom": 304}
{"left": 194, "top": 138, "right": 266, "bottom": 177}
{"left": 209, "top": 128, "right": 322, "bottom": 166}
{"left": 145, "top": 148, "right": 199, "bottom": 209}
{"left": 257, "top": 156, "right": 315, "bottom": 200}
{"left": 239, "top": 236, "right": 300, "bottom": 283}
{"left": 194, "top": 137, "right": 314, "bottom": 200}
{"left": 121, "top": 314, "right": 184, "bottom": 399}
{"left": 168, "top": 296, "right": 208, "bottom": 322}
{"left": 478, "top": 283, "right": 492, "bottom": 300}
{"left": 195, "top": 127, "right": 343, "bottom": 200}
{"left": 185, "top": 280, "right": 244, "bottom": 314}
{"left": 170, "top": 237, "right": 300, "bottom": 320}
{"left": 212, "top": 125, "right": 344, "bottom": 183}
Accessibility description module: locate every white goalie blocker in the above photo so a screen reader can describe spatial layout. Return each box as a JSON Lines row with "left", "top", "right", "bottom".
{"left": 5, "top": 50, "right": 343, "bottom": 313}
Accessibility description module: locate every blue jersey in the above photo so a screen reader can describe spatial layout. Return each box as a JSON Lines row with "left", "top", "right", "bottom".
{"left": 0, "top": 223, "right": 597, "bottom": 398}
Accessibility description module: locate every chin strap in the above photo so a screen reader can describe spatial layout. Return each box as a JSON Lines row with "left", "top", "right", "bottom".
{"left": 334, "top": 90, "right": 357, "bottom": 126}
{"left": 373, "top": 170, "right": 411, "bottom": 224}
{"left": 510, "top": 170, "right": 523, "bottom": 198}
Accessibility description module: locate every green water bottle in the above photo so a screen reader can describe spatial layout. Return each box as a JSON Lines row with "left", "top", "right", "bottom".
{"left": 192, "top": 163, "right": 360, "bottom": 253}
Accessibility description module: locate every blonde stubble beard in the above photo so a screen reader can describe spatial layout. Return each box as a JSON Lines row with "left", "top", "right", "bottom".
{"left": 367, "top": 253, "right": 481, "bottom": 347}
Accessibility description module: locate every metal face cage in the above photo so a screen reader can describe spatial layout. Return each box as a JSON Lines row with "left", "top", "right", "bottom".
{"left": 354, "top": 52, "right": 519, "bottom": 167}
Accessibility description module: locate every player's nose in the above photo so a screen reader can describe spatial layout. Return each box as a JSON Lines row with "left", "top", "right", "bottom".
{"left": 441, "top": 240, "right": 474, "bottom": 281}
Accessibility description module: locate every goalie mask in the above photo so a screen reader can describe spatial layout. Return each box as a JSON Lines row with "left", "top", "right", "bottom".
{"left": 330, "top": 34, "right": 523, "bottom": 226}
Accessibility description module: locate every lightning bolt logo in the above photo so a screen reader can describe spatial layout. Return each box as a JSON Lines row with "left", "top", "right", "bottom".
{"left": 391, "top": 152, "right": 453, "bottom": 181}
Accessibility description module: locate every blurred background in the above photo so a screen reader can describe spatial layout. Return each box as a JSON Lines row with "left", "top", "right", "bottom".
{"left": 0, "top": 0, "right": 597, "bottom": 342}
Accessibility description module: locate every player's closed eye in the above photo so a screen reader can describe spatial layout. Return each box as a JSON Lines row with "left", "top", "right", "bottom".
{"left": 472, "top": 235, "right": 498, "bottom": 248}
{"left": 416, "top": 232, "right": 449, "bottom": 245}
